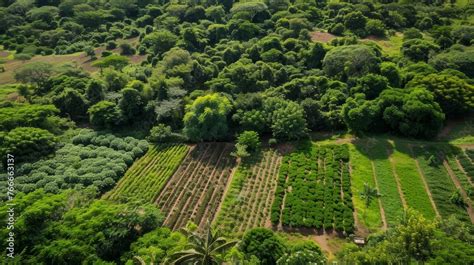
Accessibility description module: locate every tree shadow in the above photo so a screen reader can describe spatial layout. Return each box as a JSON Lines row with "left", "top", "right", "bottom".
{"left": 352, "top": 137, "right": 393, "bottom": 161}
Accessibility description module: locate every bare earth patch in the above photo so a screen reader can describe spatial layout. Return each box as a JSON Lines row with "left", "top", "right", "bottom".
{"left": 0, "top": 37, "right": 146, "bottom": 85}
{"left": 311, "top": 31, "right": 337, "bottom": 43}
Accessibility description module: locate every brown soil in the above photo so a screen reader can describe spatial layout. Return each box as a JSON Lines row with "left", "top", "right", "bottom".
{"left": 310, "top": 31, "right": 337, "bottom": 43}
{"left": 443, "top": 160, "right": 474, "bottom": 224}
{"left": 0, "top": 51, "right": 9, "bottom": 58}
{"left": 0, "top": 37, "right": 146, "bottom": 85}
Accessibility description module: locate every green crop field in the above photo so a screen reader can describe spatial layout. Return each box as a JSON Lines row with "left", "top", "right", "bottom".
{"left": 104, "top": 144, "right": 189, "bottom": 202}
{"left": 390, "top": 142, "right": 437, "bottom": 219}
{"left": 214, "top": 149, "right": 281, "bottom": 235}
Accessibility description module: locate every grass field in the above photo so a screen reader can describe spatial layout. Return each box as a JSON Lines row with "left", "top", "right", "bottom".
{"left": 103, "top": 144, "right": 189, "bottom": 202}
{"left": 214, "top": 149, "right": 281, "bottom": 235}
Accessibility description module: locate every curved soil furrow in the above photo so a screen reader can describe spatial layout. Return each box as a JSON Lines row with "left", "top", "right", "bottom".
{"left": 443, "top": 160, "right": 474, "bottom": 224}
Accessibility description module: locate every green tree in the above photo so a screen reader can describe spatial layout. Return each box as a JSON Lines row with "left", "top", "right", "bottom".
{"left": 240, "top": 228, "right": 286, "bottom": 265}
{"left": 401, "top": 39, "right": 439, "bottom": 62}
{"left": 183, "top": 93, "right": 232, "bottom": 141}
{"left": 14, "top": 62, "right": 54, "bottom": 88}
{"left": 380, "top": 62, "right": 401, "bottom": 87}
{"left": 86, "top": 79, "right": 105, "bottom": 105}
{"left": 323, "top": 45, "right": 380, "bottom": 79}
{"left": 271, "top": 101, "right": 307, "bottom": 140}
{"left": 92, "top": 54, "right": 130, "bottom": 71}
{"left": 169, "top": 224, "right": 237, "bottom": 265}
{"left": 360, "top": 183, "right": 381, "bottom": 208}
{"left": 142, "top": 30, "right": 178, "bottom": 55}
{"left": 237, "top": 131, "right": 260, "bottom": 153}
{"left": 53, "top": 88, "right": 88, "bottom": 119}
{"left": 0, "top": 127, "right": 57, "bottom": 162}
{"left": 88, "top": 101, "right": 121, "bottom": 128}
{"left": 406, "top": 74, "right": 474, "bottom": 116}
{"left": 366, "top": 19, "right": 386, "bottom": 37}
{"left": 119, "top": 88, "right": 144, "bottom": 123}
{"left": 344, "top": 11, "right": 367, "bottom": 31}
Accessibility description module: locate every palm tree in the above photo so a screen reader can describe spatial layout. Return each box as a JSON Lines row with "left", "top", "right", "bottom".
{"left": 360, "top": 182, "right": 381, "bottom": 208}
{"left": 168, "top": 223, "right": 238, "bottom": 265}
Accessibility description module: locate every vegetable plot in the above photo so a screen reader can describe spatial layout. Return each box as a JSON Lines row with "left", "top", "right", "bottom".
{"left": 271, "top": 144, "right": 354, "bottom": 234}
{"left": 155, "top": 143, "right": 236, "bottom": 231}
{"left": 104, "top": 144, "right": 189, "bottom": 202}
{"left": 214, "top": 149, "right": 281, "bottom": 235}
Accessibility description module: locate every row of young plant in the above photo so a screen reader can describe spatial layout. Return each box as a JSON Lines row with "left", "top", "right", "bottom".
{"left": 104, "top": 144, "right": 189, "bottom": 202}
{"left": 457, "top": 150, "right": 474, "bottom": 183}
{"left": 412, "top": 146, "right": 470, "bottom": 223}
{"left": 0, "top": 129, "right": 148, "bottom": 199}
{"left": 156, "top": 143, "right": 236, "bottom": 230}
{"left": 271, "top": 144, "right": 354, "bottom": 234}
{"left": 214, "top": 150, "right": 280, "bottom": 235}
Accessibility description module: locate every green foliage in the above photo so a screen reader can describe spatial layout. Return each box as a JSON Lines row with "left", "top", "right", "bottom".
{"left": 429, "top": 47, "right": 474, "bottom": 78}
{"left": 0, "top": 104, "right": 60, "bottom": 131}
{"left": 401, "top": 39, "right": 439, "bottom": 62}
{"left": 0, "top": 127, "right": 57, "bottom": 162}
{"left": 88, "top": 101, "right": 121, "bottom": 128}
{"left": 142, "top": 30, "right": 178, "bottom": 55}
{"left": 147, "top": 124, "right": 186, "bottom": 143}
{"left": 14, "top": 62, "right": 54, "bottom": 87}
{"left": 86, "top": 79, "right": 105, "bottom": 105}
{"left": 339, "top": 209, "right": 474, "bottom": 264}
{"left": 125, "top": 227, "right": 187, "bottom": 264}
{"left": 92, "top": 55, "right": 130, "bottom": 71}
{"left": 240, "top": 228, "right": 286, "bottom": 265}
{"left": 53, "top": 88, "right": 88, "bottom": 119}
{"left": 407, "top": 74, "right": 474, "bottom": 116}
{"left": 323, "top": 45, "right": 380, "bottom": 79}
{"left": 119, "top": 88, "right": 144, "bottom": 123}
{"left": 0, "top": 129, "right": 148, "bottom": 197}
{"left": 183, "top": 93, "right": 232, "bottom": 142}
{"left": 237, "top": 131, "right": 260, "bottom": 153}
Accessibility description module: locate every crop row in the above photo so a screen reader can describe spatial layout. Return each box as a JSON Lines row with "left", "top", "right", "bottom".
{"left": 214, "top": 150, "right": 281, "bottom": 235}
{"left": 391, "top": 143, "right": 436, "bottom": 219}
{"left": 413, "top": 146, "right": 470, "bottom": 222}
{"left": 349, "top": 143, "right": 383, "bottom": 231}
{"left": 104, "top": 144, "right": 189, "bottom": 202}
{"left": 155, "top": 143, "right": 236, "bottom": 231}
{"left": 457, "top": 150, "right": 474, "bottom": 183}
{"left": 446, "top": 157, "right": 474, "bottom": 201}
{"left": 271, "top": 144, "right": 354, "bottom": 234}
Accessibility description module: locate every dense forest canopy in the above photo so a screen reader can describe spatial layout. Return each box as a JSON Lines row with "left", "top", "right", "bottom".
{"left": 0, "top": 0, "right": 473, "bottom": 264}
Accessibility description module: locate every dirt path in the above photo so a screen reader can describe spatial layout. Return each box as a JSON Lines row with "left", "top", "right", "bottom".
{"left": 387, "top": 149, "right": 408, "bottom": 209}
{"left": 443, "top": 160, "right": 474, "bottom": 224}
{"left": 371, "top": 161, "right": 387, "bottom": 230}
{"left": 413, "top": 158, "right": 441, "bottom": 218}
{"left": 456, "top": 158, "right": 474, "bottom": 186}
